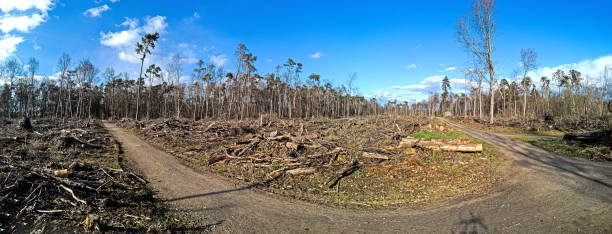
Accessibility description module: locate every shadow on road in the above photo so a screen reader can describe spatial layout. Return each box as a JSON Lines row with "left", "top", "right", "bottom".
{"left": 163, "top": 173, "right": 283, "bottom": 203}
{"left": 441, "top": 118, "right": 612, "bottom": 204}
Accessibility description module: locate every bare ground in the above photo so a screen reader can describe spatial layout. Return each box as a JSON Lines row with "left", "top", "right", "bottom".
{"left": 103, "top": 119, "right": 612, "bottom": 233}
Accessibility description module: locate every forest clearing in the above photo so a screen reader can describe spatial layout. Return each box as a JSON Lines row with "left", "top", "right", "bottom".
{"left": 1, "top": 0, "right": 611, "bottom": 232}
{"left": 117, "top": 116, "right": 500, "bottom": 208}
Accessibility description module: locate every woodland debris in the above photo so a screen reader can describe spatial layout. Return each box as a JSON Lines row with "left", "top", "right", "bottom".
{"left": 563, "top": 130, "right": 612, "bottom": 145}
{"left": 285, "top": 142, "right": 303, "bottom": 151}
{"left": 82, "top": 214, "right": 101, "bottom": 231}
{"left": 1, "top": 119, "right": 170, "bottom": 232}
{"left": 59, "top": 184, "right": 87, "bottom": 206}
{"left": 325, "top": 160, "right": 360, "bottom": 188}
{"left": 19, "top": 117, "right": 33, "bottom": 132}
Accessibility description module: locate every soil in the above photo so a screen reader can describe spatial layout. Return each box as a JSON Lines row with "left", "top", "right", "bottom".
{"left": 117, "top": 116, "right": 500, "bottom": 208}
{"left": 104, "top": 117, "right": 612, "bottom": 233}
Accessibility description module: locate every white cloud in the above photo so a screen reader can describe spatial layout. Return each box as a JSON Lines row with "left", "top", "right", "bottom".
{"left": 100, "top": 29, "right": 139, "bottom": 47}
{"left": 210, "top": 54, "right": 227, "bottom": 67}
{"left": 120, "top": 17, "right": 138, "bottom": 28}
{"left": 445, "top": 66, "right": 456, "bottom": 71}
{"left": 405, "top": 64, "right": 417, "bottom": 69}
{"left": 0, "top": 35, "right": 23, "bottom": 60}
{"left": 310, "top": 51, "right": 325, "bottom": 59}
{"left": 0, "top": 0, "right": 52, "bottom": 59}
{"left": 83, "top": 4, "right": 110, "bottom": 18}
{"left": 527, "top": 55, "right": 612, "bottom": 81}
{"left": 184, "top": 12, "right": 200, "bottom": 23}
{"left": 391, "top": 75, "right": 470, "bottom": 93}
{"left": 0, "top": 13, "right": 45, "bottom": 33}
{"left": 99, "top": 15, "right": 168, "bottom": 63}
{"left": 109, "top": 0, "right": 120, "bottom": 3}
{"left": 0, "top": 0, "right": 54, "bottom": 14}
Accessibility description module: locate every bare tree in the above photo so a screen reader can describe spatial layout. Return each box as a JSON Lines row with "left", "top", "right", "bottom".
{"left": 167, "top": 54, "right": 183, "bottom": 118}
{"left": 520, "top": 49, "right": 537, "bottom": 117}
{"left": 56, "top": 53, "right": 71, "bottom": 118}
{"left": 457, "top": 0, "right": 497, "bottom": 124}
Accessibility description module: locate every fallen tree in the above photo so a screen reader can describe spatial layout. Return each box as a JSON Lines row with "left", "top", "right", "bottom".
{"left": 563, "top": 130, "right": 612, "bottom": 146}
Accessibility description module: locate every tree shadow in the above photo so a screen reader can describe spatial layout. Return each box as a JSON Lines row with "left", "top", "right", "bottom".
{"left": 163, "top": 173, "right": 283, "bottom": 203}
{"left": 443, "top": 118, "right": 612, "bottom": 203}
{"left": 453, "top": 211, "right": 488, "bottom": 234}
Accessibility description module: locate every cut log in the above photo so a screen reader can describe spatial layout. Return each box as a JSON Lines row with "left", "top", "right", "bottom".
{"left": 362, "top": 152, "right": 390, "bottom": 160}
{"left": 399, "top": 137, "right": 419, "bottom": 148}
{"left": 417, "top": 142, "right": 483, "bottom": 152}
{"left": 54, "top": 169, "right": 69, "bottom": 177}
{"left": 286, "top": 167, "right": 316, "bottom": 176}
{"left": 439, "top": 144, "right": 483, "bottom": 152}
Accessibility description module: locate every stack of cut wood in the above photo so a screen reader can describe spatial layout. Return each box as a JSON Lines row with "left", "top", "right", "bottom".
{"left": 399, "top": 136, "right": 483, "bottom": 152}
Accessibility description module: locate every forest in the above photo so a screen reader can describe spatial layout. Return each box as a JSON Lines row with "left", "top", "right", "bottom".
{"left": 1, "top": 39, "right": 610, "bottom": 129}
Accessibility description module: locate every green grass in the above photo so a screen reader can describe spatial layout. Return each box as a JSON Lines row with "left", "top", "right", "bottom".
{"left": 411, "top": 130, "right": 466, "bottom": 139}
{"left": 515, "top": 137, "right": 611, "bottom": 161}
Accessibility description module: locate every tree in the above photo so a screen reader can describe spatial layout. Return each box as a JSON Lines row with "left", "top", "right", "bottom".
{"left": 540, "top": 76, "right": 550, "bottom": 113}
{"left": 146, "top": 64, "right": 161, "bottom": 119}
{"left": 26, "top": 57, "right": 39, "bottom": 118}
{"left": 457, "top": 0, "right": 497, "bottom": 124}
{"left": 441, "top": 76, "right": 451, "bottom": 113}
{"left": 4, "top": 57, "right": 22, "bottom": 119}
{"left": 135, "top": 32, "right": 160, "bottom": 120}
{"left": 56, "top": 53, "right": 71, "bottom": 118}
{"left": 520, "top": 76, "right": 532, "bottom": 116}
{"left": 167, "top": 54, "right": 182, "bottom": 118}
{"left": 520, "top": 49, "right": 536, "bottom": 117}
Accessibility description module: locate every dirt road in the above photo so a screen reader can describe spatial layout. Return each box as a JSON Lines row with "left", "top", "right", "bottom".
{"left": 103, "top": 121, "right": 611, "bottom": 233}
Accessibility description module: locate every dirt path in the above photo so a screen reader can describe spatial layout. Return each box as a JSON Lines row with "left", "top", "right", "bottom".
{"left": 103, "top": 121, "right": 612, "bottom": 233}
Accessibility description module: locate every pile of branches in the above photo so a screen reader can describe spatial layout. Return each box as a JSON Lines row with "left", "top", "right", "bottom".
{"left": 0, "top": 118, "right": 166, "bottom": 233}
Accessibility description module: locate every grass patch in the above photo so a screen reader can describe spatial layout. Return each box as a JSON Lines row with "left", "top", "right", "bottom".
{"left": 411, "top": 130, "right": 466, "bottom": 139}
{"left": 515, "top": 137, "right": 611, "bottom": 161}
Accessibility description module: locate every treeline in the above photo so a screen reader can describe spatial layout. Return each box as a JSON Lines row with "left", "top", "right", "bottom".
{"left": 1, "top": 32, "right": 609, "bottom": 124}
{"left": 0, "top": 37, "right": 389, "bottom": 121}
{"left": 423, "top": 60, "right": 611, "bottom": 128}
{"left": 438, "top": 0, "right": 611, "bottom": 128}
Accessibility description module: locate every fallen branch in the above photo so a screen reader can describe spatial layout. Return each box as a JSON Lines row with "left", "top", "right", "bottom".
{"left": 59, "top": 184, "right": 87, "bottom": 206}
{"left": 325, "top": 160, "right": 360, "bottom": 188}
{"left": 37, "top": 210, "right": 66, "bottom": 214}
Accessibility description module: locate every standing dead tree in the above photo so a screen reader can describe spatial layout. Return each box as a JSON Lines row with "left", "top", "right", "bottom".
{"left": 457, "top": 0, "right": 497, "bottom": 124}
{"left": 520, "top": 49, "right": 537, "bottom": 118}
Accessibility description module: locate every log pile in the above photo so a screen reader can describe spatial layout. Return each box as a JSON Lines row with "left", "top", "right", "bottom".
{"left": 399, "top": 136, "right": 483, "bottom": 152}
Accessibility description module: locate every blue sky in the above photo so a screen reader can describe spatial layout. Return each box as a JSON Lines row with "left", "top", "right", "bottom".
{"left": 2, "top": 0, "right": 611, "bottom": 102}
